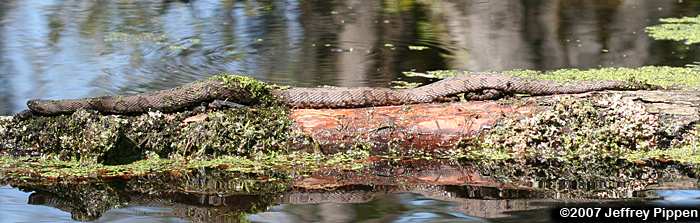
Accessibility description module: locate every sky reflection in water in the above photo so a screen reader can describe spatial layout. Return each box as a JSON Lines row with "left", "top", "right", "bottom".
{"left": 1, "top": 0, "right": 700, "bottom": 222}
{"left": 1, "top": 0, "right": 700, "bottom": 114}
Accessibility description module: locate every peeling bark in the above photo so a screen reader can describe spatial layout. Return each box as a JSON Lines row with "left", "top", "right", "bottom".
{"left": 291, "top": 90, "right": 700, "bottom": 151}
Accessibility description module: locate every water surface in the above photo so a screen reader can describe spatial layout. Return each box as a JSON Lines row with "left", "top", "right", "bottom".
{"left": 4, "top": 185, "right": 700, "bottom": 223}
{"left": 1, "top": 0, "right": 700, "bottom": 114}
{"left": 2, "top": 0, "right": 700, "bottom": 222}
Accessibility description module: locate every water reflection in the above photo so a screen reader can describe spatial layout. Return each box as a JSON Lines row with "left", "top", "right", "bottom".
{"left": 1, "top": 0, "right": 700, "bottom": 114}
{"left": 7, "top": 183, "right": 700, "bottom": 223}
{"left": 250, "top": 193, "right": 487, "bottom": 223}
{"left": 2, "top": 182, "right": 546, "bottom": 223}
{"left": 5, "top": 185, "right": 495, "bottom": 222}
{"left": 0, "top": 161, "right": 694, "bottom": 222}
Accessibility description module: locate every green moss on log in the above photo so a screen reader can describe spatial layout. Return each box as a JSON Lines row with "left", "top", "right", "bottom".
{"left": 214, "top": 74, "right": 280, "bottom": 106}
{"left": 0, "top": 149, "right": 368, "bottom": 182}
{"left": 450, "top": 95, "right": 699, "bottom": 185}
{"left": 624, "top": 124, "right": 700, "bottom": 164}
{"left": 0, "top": 74, "right": 300, "bottom": 165}
{"left": 462, "top": 95, "right": 659, "bottom": 161}
{"left": 0, "top": 108, "right": 297, "bottom": 162}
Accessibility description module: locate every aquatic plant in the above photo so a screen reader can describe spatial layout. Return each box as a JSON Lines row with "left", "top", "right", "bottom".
{"left": 646, "top": 15, "right": 700, "bottom": 45}
{"left": 404, "top": 66, "right": 700, "bottom": 89}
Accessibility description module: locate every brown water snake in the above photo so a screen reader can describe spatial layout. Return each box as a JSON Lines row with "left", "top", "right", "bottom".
{"left": 25, "top": 73, "right": 653, "bottom": 115}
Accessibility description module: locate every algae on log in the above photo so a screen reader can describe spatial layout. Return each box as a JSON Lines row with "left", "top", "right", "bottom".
{"left": 4, "top": 90, "right": 698, "bottom": 160}
{"left": 296, "top": 90, "right": 699, "bottom": 154}
{"left": 2, "top": 92, "right": 700, "bottom": 222}
{"left": 0, "top": 105, "right": 299, "bottom": 162}
{"left": 0, "top": 90, "right": 698, "bottom": 192}
{"left": 1, "top": 69, "right": 700, "bottom": 211}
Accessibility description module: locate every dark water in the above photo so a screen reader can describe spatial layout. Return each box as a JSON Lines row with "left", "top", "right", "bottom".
{"left": 2, "top": 0, "right": 700, "bottom": 114}
{"left": 0, "top": 186, "right": 187, "bottom": 223}
{"left": 1, "top": 186, "right": 490, "bottom": 223}
{"left": 2, "top": 0, "right": 700, "bottom": 222}
{"left": 2, "top": 184, "right": 700, "bottom": 223}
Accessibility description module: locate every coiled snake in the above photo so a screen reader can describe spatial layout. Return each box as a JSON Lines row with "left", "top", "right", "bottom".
{"left": 25, "top": 73, "right": 652, "bottom": 115}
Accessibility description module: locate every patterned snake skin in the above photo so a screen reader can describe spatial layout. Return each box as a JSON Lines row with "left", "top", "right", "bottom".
{"left": 26, "top": 73, "right": 650, "bottom": 115}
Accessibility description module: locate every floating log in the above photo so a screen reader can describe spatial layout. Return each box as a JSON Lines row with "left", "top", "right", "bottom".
{"left": 290, "top": 101, "right": 534, "bottom": 153}
{"left": 1, "top": 89, "right": 699, "bottom": 222}
{"left": 290, "top": 90, "right": 700, "bottom": 153}
{"left": 1, "top": 90, "right": 698, "bottom": 156}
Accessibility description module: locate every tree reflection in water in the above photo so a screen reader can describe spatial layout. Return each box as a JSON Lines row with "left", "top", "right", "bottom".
{"left": 1, "top": 0, "right": 700, "bottom": 114}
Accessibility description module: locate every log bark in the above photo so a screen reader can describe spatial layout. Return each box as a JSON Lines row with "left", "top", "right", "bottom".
{"left": 290, "top": 90, "right": 700, "bottom": 152}
{"left": 2, "top": 90, "right": 698, "bottom": 218}
{"left": 1, "top": 90, "right": 697, "bottom": 155}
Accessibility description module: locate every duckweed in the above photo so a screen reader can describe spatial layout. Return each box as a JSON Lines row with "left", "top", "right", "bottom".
{"left": 404, "top": 66, "right": 700, "bottom": 89}
{"left": 646, "top": 15, "right": 700, "bottom": 45}
{"left": 506, "top": 66, "right": 700, "bottom": 89}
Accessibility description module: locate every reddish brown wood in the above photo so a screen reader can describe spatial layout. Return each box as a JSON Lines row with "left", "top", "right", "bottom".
{"left": 289, "top": 90, "right": 700, "bottom": 152}
{"left": 290, "top": 101, "right": 538, "bottom": 152}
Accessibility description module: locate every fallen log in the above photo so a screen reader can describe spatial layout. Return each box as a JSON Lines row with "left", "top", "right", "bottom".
{"left": 1, "top": 90, "right": 698, "bottom": 157}
{"left": 291, "top": 90, "right": 699, "bottom": 153}
{"left": 1, "top": 89, "right": 700, "bottom": 222}
{"left": 3, "top": 67, "right": 700, "bottom": 221}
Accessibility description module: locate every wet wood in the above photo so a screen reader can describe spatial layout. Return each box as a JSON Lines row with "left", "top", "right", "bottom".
{"left": 2, "top": 90, "right": 697, "bottom": 153}
{"left": 290, "top": 101, "right": 536, "bottom": 152}
{"left": 290, "top": 90, "right": 700, "bottom": 152}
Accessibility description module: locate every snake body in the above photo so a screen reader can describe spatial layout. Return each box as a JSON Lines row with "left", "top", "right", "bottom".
{"left": 26, "top": 73, "right": 649, "bottom": 115}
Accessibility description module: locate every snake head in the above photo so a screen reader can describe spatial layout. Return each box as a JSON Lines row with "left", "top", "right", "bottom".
{"left": 26, "top": 99, "right": 52, "bottom": 115}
